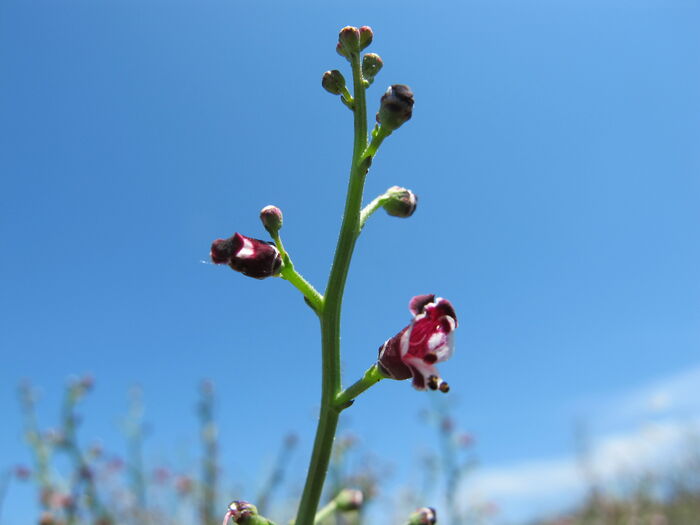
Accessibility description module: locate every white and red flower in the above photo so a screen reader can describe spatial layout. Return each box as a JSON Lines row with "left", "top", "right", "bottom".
{"left": 377, "top": 295, "right": 457, "bottom": 392}
{"left": 210, "top": 233, "right": 282, "bottom": 279}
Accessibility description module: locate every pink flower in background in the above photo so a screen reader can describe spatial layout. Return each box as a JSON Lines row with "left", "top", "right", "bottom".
{"left": 377, "top": 294, "right": 457, "bottom": 392}
{"left": 210, "top": 233, "right": 282, "bottom": 279}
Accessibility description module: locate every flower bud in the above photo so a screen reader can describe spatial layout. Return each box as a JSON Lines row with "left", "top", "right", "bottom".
{"left": 359, "top": 26, "right": 373, "bottom": 50}
{"left": 223, "top": 501, "right": 275, "bottom": 525}
{"left": 362, "top": 53, "right": 383, "bottom": 83}
{"left": 227, "top": 501, "right": 257, "bottom": 522}
{"left": 338, "top": 26, "right": 361, "bottom": 56}
{"left": 407, "top": 507, "right": 437, "bottom": 525}
{"left": 336, "top": 488, "right": 364, "bottom": 511}
{"left": 321, "top": 70, "right": 346, "bottom": 96}
{"left": 259, "top": 205, "right": 283, "bottom": 235}
{"left": 383, "top": 186, "right": 417, "bottom": 218}
{"left": 377, "top": 84, "right": 414, "bottom": 131}
{"left": 210, "top": 233, "right": 282, "bottom": 279}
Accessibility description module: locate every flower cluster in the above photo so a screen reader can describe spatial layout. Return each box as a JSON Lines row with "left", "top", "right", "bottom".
{"left": 377, "top": 295, "right": 457, "bottom": 392}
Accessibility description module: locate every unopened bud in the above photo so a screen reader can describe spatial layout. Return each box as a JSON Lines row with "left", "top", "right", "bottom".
{"left": 362, "top": 53, "right": 383, "bottom": 83}
{"left": 359, "top": 26, "right": 373, "bottom": 50}
{"left": 377, "top": 84, "right": 414, "bottom": 131}
{"left": 259, "top": 205, "right": 283, "bottom": 235}
{"left": 336, "top": 488, "right": 363, "bottom": 511}
{"left": 383, "top": 186, "right": 417, "bottom": 218}
{"left": 224, "top": 501, "right": 274, "bottom": 525}
{"left": 407, "top": 507, "right": 437, "bottom": 525}
{"left": 338, "top": 26, "right": 361, "bottom": 56}
{"left": 227, "top": 501, "right": 257, "bottom": 522}
{"left": 321, "top": 70, "right": 346, "bottom": 96}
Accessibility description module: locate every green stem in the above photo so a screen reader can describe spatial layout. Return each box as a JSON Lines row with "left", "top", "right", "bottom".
{"left": 294, "top": 49, "right": 369, "bottom": 525}
{"left": 313, "top": 500, "right": 338, "bottom": 524}
{"left": 359, "top": 194, "right": 390, "bottom": 230}
{"left": 363, "top": 125, "right": 392, "bottom": 160}
{"left": 334, "top": 364, "right": 384, "bottom": 411}
{"left": 272, "top": 233, "right": 324, "bottom": 314}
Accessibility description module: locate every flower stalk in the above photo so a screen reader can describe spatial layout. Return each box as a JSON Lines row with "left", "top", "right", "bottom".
{"left": 294, "top": 41, "right": 370, "bottom": 525}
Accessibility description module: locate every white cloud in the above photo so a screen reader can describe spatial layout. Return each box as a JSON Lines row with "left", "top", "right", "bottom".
{"left": 459, "top": 364, "right": 700, "bottom": 522}
{"left": 610, "top": 364, "right": 700, "bottom": 421}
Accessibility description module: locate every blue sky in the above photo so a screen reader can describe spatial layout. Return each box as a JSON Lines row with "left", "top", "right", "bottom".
{"left": 1, "top": 0, "right": 699, "bottom": 523}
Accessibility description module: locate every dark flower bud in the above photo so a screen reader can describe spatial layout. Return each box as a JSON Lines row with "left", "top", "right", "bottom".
{"left": 336, "top": 488, "right": 364, "bottom": 511}
{"left": 210, "top": 233, "right": 282, "bottom": 279}
{"left": 259, "top": 205, "right": 283, "bottom": 235}
{"left": 362, "top": 53, "right": 383, "bottom": 83}
{"left": 338, "top": 26, "right": 361, "bottom": 56}
{"left": 321, "top": 70, "right": 346, "bottom": 96}
{"left": 407, "top": 507, "right": 437, "bottom": 525}
{"left": 383, "top": 186, "right": 417, "bottom": 218}
{"left": 359, "top": 26, "right": 373, "bottom": 50}
{"left": 224, "top": 501, "right": 275, "bottom": 525}
{"left": 377, "top": 84, "right": 414, "bottom": 131}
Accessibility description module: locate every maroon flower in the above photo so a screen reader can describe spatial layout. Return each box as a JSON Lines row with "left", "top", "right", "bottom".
{"left": 377, "top": 295, "right": 457, "bottom": 392}
{"left": 210, "top": 233, "right": 282, "bottom": 279}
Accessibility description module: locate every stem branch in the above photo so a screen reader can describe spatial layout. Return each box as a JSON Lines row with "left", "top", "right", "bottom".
{"left": 334, "top": 364, "right": 384, "bottom": 411}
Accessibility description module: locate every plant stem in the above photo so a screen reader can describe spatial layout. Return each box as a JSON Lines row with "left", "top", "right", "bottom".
{"left": 273, "top": 233, "right": 324, "bottom": 314}
{"left": 334, "top": 365, "right": 384, "bottom": 411}
{"left": 294, "top": 50, "right": 369, "bottom": 525}
{"left": 313, "top": 499, "right": 338, "bottom": 524}
{"left": 359, "top": 194, "right": 390, "bottom": 230}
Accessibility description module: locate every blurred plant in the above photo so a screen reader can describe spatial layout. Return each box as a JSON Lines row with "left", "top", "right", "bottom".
{"left": 199, "top": 380, "right": 219, "bottom": 525}
{"left": 211, "top": 25, "right": 457, "bottom": 524}
{"left": 414, "top": 398, "right": 495, "bottom": 525}
{"left": 533, "top": 435, "right": 700, "bottom": 525}
{"left": 255, "top": 433, "right": 297, "bottom": 516}
{"left": 123, "top": 385, "right": 148, "bottom": 524}
{"left": 325, "top": 432, "right": 390, "bottom": 525}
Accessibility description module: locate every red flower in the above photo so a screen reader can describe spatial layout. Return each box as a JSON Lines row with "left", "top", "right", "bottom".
{"left": 377, "top": 295, "right": 457, "bottom": 392}
{"left": 210, "top": 233, "right": 282, "bottom": 279}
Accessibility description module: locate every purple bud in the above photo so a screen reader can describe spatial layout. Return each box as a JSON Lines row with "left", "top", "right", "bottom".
{"left": 259, "top": 205, "right": 283, "bottom": 234}
{"left": 321, "top": 70, "right": 346, "bottom": 96}
{"left": 210, "top": 233, "right": 282, "bottom": 279}
{"left": 362, "top": 53, "right": 383, "bottom": 83}
{"left": 383, "top": 186, "right": 417, "bottom": 218}
{"left": 338, "top": 26, "right": 361, "bottom": 56}
{"left": 359, "top": 26, "right": 373, "bottom": 50}
{"left": 377, "top": 84, "right": 414, "bottom": 131}
{"left": 226, "top": 501, "right": 258, "bottom": 522}
{"left": 336, "top": 488, "right": 364, "bottom": 511}
{"left": 407, "top": 507, "right": 437, "bottom": 525}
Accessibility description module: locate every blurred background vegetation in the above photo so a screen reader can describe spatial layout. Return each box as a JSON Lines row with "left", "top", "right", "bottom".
{"left": 3, "top": 378, "right": 698, "bottom": 525}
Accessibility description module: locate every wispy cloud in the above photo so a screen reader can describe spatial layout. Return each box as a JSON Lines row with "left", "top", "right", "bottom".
{"left": 461, "top": 365, "right": 700, "bottom": 522}
{"left": 609, "top": 364, "right": 700, "bottom": 421}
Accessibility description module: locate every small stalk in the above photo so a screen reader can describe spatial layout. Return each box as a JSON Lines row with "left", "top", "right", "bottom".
{"left": 334, "top": 365, "right": 384, "bottom": 411}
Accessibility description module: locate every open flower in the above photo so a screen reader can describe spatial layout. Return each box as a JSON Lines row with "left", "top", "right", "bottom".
{"left": 377, "top": 295, "right": 457, "bottom": 392}
{"left": 210, "top": 233, "right": 282, "bottom": 279}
